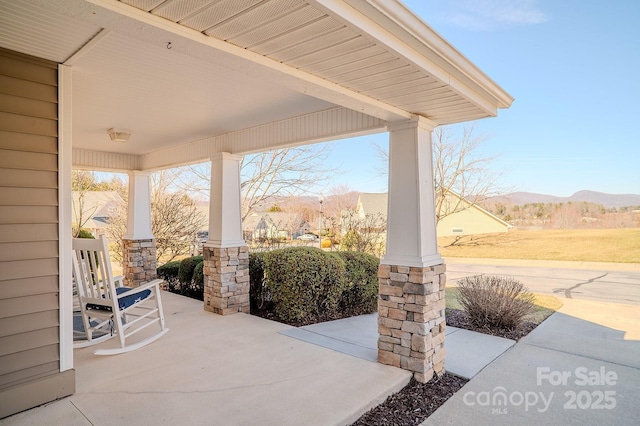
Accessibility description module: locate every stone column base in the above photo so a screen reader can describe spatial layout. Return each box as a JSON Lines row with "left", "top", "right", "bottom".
{"left": 203, "top": 246, "right": 250, "bottom": 315}
{"left": 377, "top": 263, "right": 447, "bottom": 383}
{"left": 122, "top": 238, "right": 157, "bottom": 287}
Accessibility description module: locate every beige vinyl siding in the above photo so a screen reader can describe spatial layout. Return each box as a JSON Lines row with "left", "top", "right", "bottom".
{"left": 0, "top": 47, "right": 68, "bottom": 416}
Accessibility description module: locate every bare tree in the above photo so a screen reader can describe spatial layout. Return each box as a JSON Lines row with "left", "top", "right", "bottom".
{"left": 325, "top": 184, "right": 358, "bottom": 218}
{"left": 376, "top": 124, "right": 504, "bottom": 223}
{"left": 183, "top": 145, "right": 335, "bottom": 220}
{"left": 340, "top": 210, "right": 387, "bottom": 257}
{"left": 71, "top": 170, "right": 99, "bottom": 236}
{"left": 107, "top": 170, "right": 207, "bottom": 265}
{"left": 433, "top": 125, "right": 504, "bottom": 223}
{"left": 550, "top": 204, "right": 582, "bottom": 229}
{"left": 323, "top": 184, "right": 358, "bottom": 237}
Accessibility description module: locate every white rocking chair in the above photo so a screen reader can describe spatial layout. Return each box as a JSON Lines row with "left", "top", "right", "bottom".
{"left": 72, "top": 235, "right": 168, "bottom": 355}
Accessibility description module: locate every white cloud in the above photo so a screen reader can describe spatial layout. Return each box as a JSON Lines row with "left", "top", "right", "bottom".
{"left": 446, "top": 0, "right": 547, "bottom": 30}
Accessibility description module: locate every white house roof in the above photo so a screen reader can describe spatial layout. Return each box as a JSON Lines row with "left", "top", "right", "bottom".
{"left": 358, "top": 191, "right": 512, "bottom": 228}
{"left": 0, "top": 0, "right": 513, "bottom": 172}
{"left": 358, "top": 192, "right": 388, "bottom": 217}
{"left": 71, "top": 190, "right": 125, "bottom": 223}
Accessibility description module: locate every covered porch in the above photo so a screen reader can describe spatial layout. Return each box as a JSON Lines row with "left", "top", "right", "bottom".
{"left": 0, "top": 0, "right": 512, "bottom": 418}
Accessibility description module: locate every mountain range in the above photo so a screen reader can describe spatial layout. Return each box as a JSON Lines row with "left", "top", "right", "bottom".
{"left": 486, "top": 190, "right": 640, "bottom": 208}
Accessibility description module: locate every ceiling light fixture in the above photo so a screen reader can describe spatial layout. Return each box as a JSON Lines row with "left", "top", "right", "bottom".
{"left": 107, "top": 128, "right": 131, "bottom": 143}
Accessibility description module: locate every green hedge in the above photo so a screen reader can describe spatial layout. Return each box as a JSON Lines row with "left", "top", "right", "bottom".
{"left": 178, "top": 255, "right": 203, "bottom": 285}
{"left": 165, "top": 249, "right": 380, "bottom": 321}
{"left": 157, "top": 260, "right": 181, "bottom": 282}
{"left": 264, "top": 247, "right": 348, "bottom": 323}
{"left": 331, "top": 251, "right": 379, "bottom": 314}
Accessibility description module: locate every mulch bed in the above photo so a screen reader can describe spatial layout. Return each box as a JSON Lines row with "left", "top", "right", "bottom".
{"left": 350, "top": 310, "right": 536, "bottom": 424}
{"left": 251, "top": 304, "right": 374, "bottom": 327}
{"left": 352, "top": 374, "right": 468, "bottom": 426}
{"left": 445, "top": 308, "right": 537, "bottom": 341}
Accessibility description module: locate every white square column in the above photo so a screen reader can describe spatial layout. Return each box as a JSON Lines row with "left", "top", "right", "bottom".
{"left": 124, "top": 171, "right": 154, "bottom": 240}
{"left": 377, "top": 117, "right": 446, "bottom": 383}
{"left": 203, "top": 153, "right": 249, "bottom": 315}
{"left": 123, "top": 171, "right": 156, "bottom": 287}
{"left": 383, "top": 116, "right": 442, "bottom": 268}
{"left": 207, "top": 153, "right": 246, "bottom": 249}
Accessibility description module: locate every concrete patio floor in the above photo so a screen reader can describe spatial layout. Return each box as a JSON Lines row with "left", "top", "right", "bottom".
{"left": 4, "top": 292, "right": 411, "bottom": 426}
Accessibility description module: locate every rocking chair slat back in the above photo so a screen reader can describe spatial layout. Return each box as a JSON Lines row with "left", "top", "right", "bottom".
{"left": 72, "top": 235, "right": 168, "bottom": 355}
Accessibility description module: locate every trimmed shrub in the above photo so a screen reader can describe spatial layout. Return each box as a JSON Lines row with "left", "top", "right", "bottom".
{"left": 249, "top": 252, "right": 269, "bottom": 310}
{"left": 457, "top": 275, "right": 535, "bottom": 330}
{"left": 332, "top": 251, "right": 379, "bottom": 314}
{"left": 264, "top": 247, "right": 347, "bottom": 323}
{"left": 157, "top": 260, "right": 181, "bottom": 292}
{"left": 178, "top": 255, "right": 203, "bottom": 285}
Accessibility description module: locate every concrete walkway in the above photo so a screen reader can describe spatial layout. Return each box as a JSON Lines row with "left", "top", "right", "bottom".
{"left": 423, "top": 298, "right": 640, "bottom": 425}
{"left": 281, "top": 314, "right": 515, "bottom": 380}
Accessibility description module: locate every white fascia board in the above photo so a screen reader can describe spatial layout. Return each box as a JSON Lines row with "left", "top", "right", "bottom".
{"left": 360, "top": 0, "right": 514, "bottom": 108}
{"left": 139, "top": 107, "right": 387, "bottom": 171}
{"left": 313, "top": 0, "right": 514, "bottom": 115}
{"left": 38, "top": 0, "right": 410, "bottom": 122}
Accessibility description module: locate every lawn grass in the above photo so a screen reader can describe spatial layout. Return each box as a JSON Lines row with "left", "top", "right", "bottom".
{"left": 438, "top": 228, "right": 640, "bottom": 263}
{"left": 445, "top": 287, "right": 562, "bottom": 326}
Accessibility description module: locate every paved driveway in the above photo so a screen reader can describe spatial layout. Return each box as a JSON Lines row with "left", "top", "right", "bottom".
{"left": 445, "top": 259, "right": 640, "bottom": 306}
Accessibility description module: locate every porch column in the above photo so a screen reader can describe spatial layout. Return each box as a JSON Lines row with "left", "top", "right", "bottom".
{"left": 377, "top": 117, "right": 446, "bottom": 383}
{"left": 122, "top": 171, "right": 157, "bottom": 287}
{"left": 203, "top": 153, "right": 249, "bottom": 315}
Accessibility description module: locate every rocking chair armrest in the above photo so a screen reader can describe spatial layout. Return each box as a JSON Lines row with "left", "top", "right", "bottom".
{"left": 116, "top": 279, "right": 164, "bottom": 299}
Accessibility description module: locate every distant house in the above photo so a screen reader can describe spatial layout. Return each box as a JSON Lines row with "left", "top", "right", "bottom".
{"left": 242, "top": 212, "right": 310, "bottom": 241}
{"left": 71, "top": 191, "right": 125, "bottom": 237}
{"left": 355, "top": 192, "right": 511, "bottom": 237}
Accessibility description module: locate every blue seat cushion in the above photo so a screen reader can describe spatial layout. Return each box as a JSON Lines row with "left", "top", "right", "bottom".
{"left": 86, "top": 287, "right": 152, "bottom": 312}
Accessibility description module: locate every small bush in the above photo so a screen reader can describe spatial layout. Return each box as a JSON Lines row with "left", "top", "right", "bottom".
{"left": 264, "top": 247, "right": 347, "bottom": 323}
{"left": 75, "top": 228, "right": 95, "bottom": 239}
{"left": 457, "top": 275, "right": 535, "bottom": 330}
{"left": 178, "top": 255, "right": 203, "bottom": 285}
{"left": 332, "top": 251, "right": 379, "bottom": 314}
{"left": 157, "top": 260, "right": 181, "bottom": 292}
{"left": 249, "top": 252, "right": 270, "bottom": 310}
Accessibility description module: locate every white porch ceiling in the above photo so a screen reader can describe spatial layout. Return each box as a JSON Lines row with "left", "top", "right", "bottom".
{"left": 0, "top": 0, "right": 513, "bottom": 171}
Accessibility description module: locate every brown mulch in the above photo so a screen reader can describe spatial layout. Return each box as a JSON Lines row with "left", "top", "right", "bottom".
{"left": 350, "top": 310, "right": 536, "bottom": 425}
{"left": 250, "top": 304, "right": 374, "bottom": 327}
{"left": 352, "top": 374, "right": 468, "bottom": 426}
{"left": 445, "top": 308, "right": 537, "bottom": 341}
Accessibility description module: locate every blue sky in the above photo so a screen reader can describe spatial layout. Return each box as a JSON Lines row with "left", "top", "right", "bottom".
{"left": 322, "top": 0, "right": 640, "bottom": 197}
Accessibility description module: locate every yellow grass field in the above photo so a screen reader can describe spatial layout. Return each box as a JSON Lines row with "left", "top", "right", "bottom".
{"left": 438, "top": 228, "right": 640, "bottom": 264}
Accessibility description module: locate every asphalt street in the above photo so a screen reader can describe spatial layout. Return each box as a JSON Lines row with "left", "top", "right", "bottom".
{"left": 446, "top": 263, "right": 640, "bottom": 306}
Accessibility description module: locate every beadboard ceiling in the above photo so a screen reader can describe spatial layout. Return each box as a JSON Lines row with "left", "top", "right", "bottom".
{"left": 0, "top": 0, "right": 512, "bottom": 163}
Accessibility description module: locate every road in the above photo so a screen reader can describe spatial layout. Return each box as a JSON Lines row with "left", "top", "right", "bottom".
{"left": 445, "top": 262, "right": 640, "bottom": 306}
